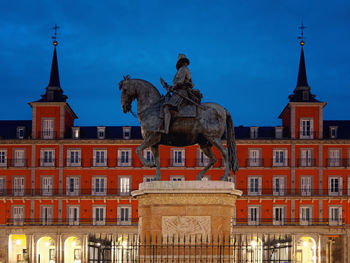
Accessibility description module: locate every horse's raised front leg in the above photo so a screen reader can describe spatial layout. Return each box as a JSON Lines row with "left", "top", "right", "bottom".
{"left": 196, "top": 143, "right": 217, "bottom": 180}
{"left": 207, "top": 137, "right": 231, "bottom": 181}
{"left": 150, "top": 145, "right": 161, "bottom": 180}
{"left": 135, "top": 134, "right": 161, "bottom": 168}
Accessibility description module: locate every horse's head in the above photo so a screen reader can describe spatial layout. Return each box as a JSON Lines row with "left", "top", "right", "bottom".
{"left": 119, "top": 75, "right": 136, "bottom": 113}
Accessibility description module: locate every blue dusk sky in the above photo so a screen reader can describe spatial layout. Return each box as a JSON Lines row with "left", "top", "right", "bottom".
{"left": 0, "top": 0, "right": 349, "bottom": 127}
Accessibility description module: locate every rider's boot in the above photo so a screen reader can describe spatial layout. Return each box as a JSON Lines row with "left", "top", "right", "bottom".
{"left": 159, "top": 106, "right": 170, "bottom": 134}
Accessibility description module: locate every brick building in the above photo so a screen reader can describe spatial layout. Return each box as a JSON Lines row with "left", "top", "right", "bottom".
{"left": 0, "top": 39, "right": 349, "bottom": 262}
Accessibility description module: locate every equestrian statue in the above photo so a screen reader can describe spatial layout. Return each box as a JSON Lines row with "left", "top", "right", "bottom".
{"left": 119, "top": 54, "right": 238, "bottom": 181}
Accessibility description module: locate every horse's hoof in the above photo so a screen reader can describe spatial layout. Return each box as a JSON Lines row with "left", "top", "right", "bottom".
{"left": 220, "top": 175, "right": 228, "bottom": 181}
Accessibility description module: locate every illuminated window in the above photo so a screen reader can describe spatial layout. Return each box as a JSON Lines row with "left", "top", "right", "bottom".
{"left": 12, "top": 206, "right": 24, "bottom": 226}
{"left": 119, "top": 176, "right": 131, "bottom": 195}
{"left": 72, "top": 127, "right": 80, "bottom": 139}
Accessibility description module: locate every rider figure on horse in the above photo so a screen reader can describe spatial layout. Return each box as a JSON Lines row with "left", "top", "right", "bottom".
{"left": 160, "top": 54, "right": 195, "bottom": 134}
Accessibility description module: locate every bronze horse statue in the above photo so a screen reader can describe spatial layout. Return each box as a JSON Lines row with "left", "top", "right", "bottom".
{"left": 119, "top": 76, "right": 238, "bottom": 181}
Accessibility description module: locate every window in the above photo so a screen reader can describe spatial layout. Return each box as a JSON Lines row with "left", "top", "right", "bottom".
{"left": 328, "top": 149, "right": 341, "bottom": 167}
{"left": 143, "top": 149, "right": 154, "bottom": 163}
{"left": 273, "top": 206, "right": 285, "bottom": 225}
{"left": 248, "top": 176, "right": 262, "bottom": 196}
{"left": 300, "top": 119, "right": 313, "bottom": 139}
{"left": 123, "top": 127, "right": 131, "bottom": 139}
{"left": 300, "top": 176, "right": 312, "bottom": 196}
{"left": 248, "top": 149, "right": 261, "bottom": 167}
{"left": 118, "top": 206, "right": 131, "bottom": 225}
{"left": 72, "top": 127, "right": 80, "bottom": 139}
{"left": 197, "top": 149, "right": 210, "bottom": 167}
{"left": 42, "top": 119, "right": 55, "bottom": 139}
{"left": 118, "top": 149, "right": 132, "bottom": 167}
{"left": 13, "top": 149, "right": 26, "bottom": 167}
{"left": 250, "top": 127, "right": 258, "bottom": 139}
{"left": 93, "top": 149, "right": 107, "bottom": 167}
{"left": 12, "top": 206, "right": 24, "bottom": 225}
{"left": 300, "top": 206, "right": 312, "bottom": 226}
{"left": 40, "top": 205, "right": 53, "bottom": 225}
{"left": 328, "top": 177, "right": 342, "bottom": 196}
{"left": 41, "top": 176, "right": 53, "bottom": 196}
{"left": 97, "top": 127, "right": 105, "bottom": 139}
{"left": 40, "top": 149, "right": 55, "bottom": 167}
{"left": 67, "top": 149, "right": 81, "bottom": 166}
{"left": 119, "top": 177, "right": 131, "bottom": 195}
{"left": 273, "top": 149, "right": 288, "bottom": 167}
{"left": 329, "top": 206, "right": 342, "bottom": 226}
{"left": 275, "top": 127, "right": 283, "bottom": 139}
{"left": 170, "top": 176, "right": 185, "bottom": 181}
{"left": 300, "top": 149, "right": 313, "bottom": 167}
{"left": 273, "top": 176, "right": 285, "bottom": 196}
{"left": 0, "top": 176, "right": 6, "bottom": 195}
{"left": 143, "top": 176, "right": 155, "bottom": 182}
{"left": 0, "top": 149, "right": 7, "bottom": 167}
{"left": 13, "top": 177, "right": 24, "bottom": 196}
{"left": 17, "top": 127, "right": 25, "bottom": 139}
{"left": 92, "top": 177, "right": 106, "bottom": 195}
{"left": 302, "top": 91, "right": 309, "bottom": 101}
{"left": 329, "top": 127, "right": 338, "bottom": 139}
{"left": 68, "top": 206, "right": 80, "bottom": 225}
{"left": 66, "top": 176, "right": 80, "bottom": 196}
{"left": 93, "top": 206, "right": 106, "bottom": 225}
{"left": 171, "top": 149, "right": 185, "bottom": 166}
{"left": 248, "top": 206, "right": 260, "bottom": 225}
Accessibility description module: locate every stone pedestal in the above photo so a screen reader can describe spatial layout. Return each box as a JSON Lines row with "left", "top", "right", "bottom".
{"left": 132, "top": 181, "right": 242, "bottom": 240}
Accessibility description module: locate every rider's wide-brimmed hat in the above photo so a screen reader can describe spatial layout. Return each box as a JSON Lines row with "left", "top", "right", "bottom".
{"left": 176, "top": 54, "right": 190, "bottom": 70}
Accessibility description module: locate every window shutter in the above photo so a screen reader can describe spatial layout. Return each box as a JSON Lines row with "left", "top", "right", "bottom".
{"left": 339, "top": 177, "right": 343, "bottom": 195}
{"left": 181, "top": 150, "right": 185, "bottom": 165}
{"left": 328, "top": 178, "right": 331, "bottom": 194}
{"left": 66, "top": 177, "right": 70, "bottom": 195}
{"left": 248, "top": 207, "right": 251, "bottom": 223}
{"left": 92, "top": 178, "right": 96, "bottom": 195}
{"left": 273, "top": 207, "right": 276, "bottom": 223}
{"left": 273, "top": 150, "right": 276, "bottom": 166}
{"left": 75, "top": 177, "right": 80, "bottom": 194}
{"left": 273, "top": 178, "right": 276, "bottom": 194}
{"left": 280, "top": 178, "right": 285, "bottom": 195}
{"left": 103, "top": 150, "right": 107, "bottom": 165}
{"left": 310, "top": 119, "right": 314, "bottom": 137}
{"left": 93, "top": 150, "right": 96, "bottom": 166}
{"left": 128, "top": 207, "right": 132, "bottom": 222}
{"left": 339, "top": 208, "right": 342, "bottom": 224}
{"left": 258, "top": 177, "right": 262, "bottom": 195}
{"left": 284, "top": 150, "right": 288, "bottom": 166}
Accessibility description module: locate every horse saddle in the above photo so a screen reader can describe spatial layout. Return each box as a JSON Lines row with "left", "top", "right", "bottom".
{"left": 173, "top": 104, "right": 197, "bottom": 118}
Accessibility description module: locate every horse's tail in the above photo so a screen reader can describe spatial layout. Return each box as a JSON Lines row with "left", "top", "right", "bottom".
{"left": 226, "top": 110, "right": 239, "bottom": 174}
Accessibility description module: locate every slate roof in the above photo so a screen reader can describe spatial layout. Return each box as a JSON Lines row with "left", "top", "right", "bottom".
{"left": 323, "top": 121, "right": 350, "bottom": 139}
{"left": 0, "top": 120, "right": 32, "bottom": 139}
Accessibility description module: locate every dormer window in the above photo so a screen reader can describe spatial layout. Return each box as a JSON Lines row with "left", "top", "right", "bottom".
{"left": 123, "top": 127, "right": 131, "bottom": 140}
{"left": 302, "top": 91, "right": 309, "bottom": 101}
{"left": 72, "top": 127, "right": 80, "bottom": 139}
{"left": 275, "top": 127, "right": 283, "bottom": 139}
{"left": 330, "top": 126, "right": 338, "bottom": 139}
{"left": 17, "top": 127, "right": 25, "bottom": 139}
{"left": 300, "top": 119, "right": 314, "bottom": 139}
{"left": 97, "top": 127, "right": 106, "bottom": 139}
{"left": 250, "top": 127, "right": 258, "bottom": 139}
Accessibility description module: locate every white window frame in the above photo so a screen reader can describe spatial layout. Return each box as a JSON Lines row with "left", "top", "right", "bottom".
{"left": 13, "top": 149, "right": 26, "bottom": 167}
{"left": 248, "top": 206, "right": 260, "bottom": 226}
{"left": 66, "top": 176, "right": 80, "bottom": 196}
{"left": 275, "top": 127, "right": 283, "bottom": 139}
{"left": 42, "top": 118, "right": 55, "bottom": 139}
{"left": 97, "top": 127, "right": 106, "bottom": 139}
{"left": 67, "top": 205, "right": 80, "bottom": 226}
{"left": 93, "top": 149, "right": 107, "bottom": 167}
{"left": 117, "top": 205, "right": 132, "bottom": 225}
{"left": 171, "top": 149, "right": 185, "bottom": 167}
{"left": 273, "top": 149, "right": 288, "bottom": 167}
{"left": 248, "top": 149, "right": 261, "bottom": 167}
{"left": 12, "top": 205, "right": 24, "bottom": 226}
{"left": 92, "top": 176, "right": 107, "bottom": 196}
{"left": 67, "top": 149, "right": 81, "bottom": 167}
{"left": 93, "top": 206, "right": 106, "bottom": 225}
{"left": 119, "top": 176, "right": 131, "bottom": 195}
{"left": 41, "top": 176, "right": 54, "bottom": 196}
{"left": 300, "top": 118, "right": 314, "bottom": 139}
{"left": 250, "top": 127, "right": 258, "bottom": 139}
{"left": 17, "top": 127, "right": 25, "bottom": 139}
{"left": 197, "top": 149, "right": 210, "bottom": 167}
{"left": 40, "top": 149, "right": 55, "bottom": 167}
{"left": 329, "top": 126, "right": 338, "bottom": 139}
{"left": 273, "top": 206, "right": 285, "bottom": 226}
{"left": 300, "top": 148, "right": 313, "bottom": 167}
{"left": 273, "top": 176, "right": 285, "bottom": 196}
{"left": 40, "top": 205, "right": 53, "bottom": 225}
{"left": 0, "top": 149, "right": 8, "bottom": 167}
{"left": 123, "top": 127, "right": 131, "bottom": 139}
{"left": 329, "top": 206, "right": 342, "bottom": 226}
{"left": 0, "top": 176, "right": 6, "bottom": 195}
{"left": 118, "top": 149, "right": 132, "bottom": 167}
{"left": 248, "top": 176, "right": 262, "bottom": 196}
{"left": 143, "top": 149, "right": 154, "bottom": 163}
{"left": 170, "top": 175, "right": 185, "bottom": 181}
{"left": 72, "top": 127, "right": 80, "bottom": 139}
{"left": 328, "top": 176, "right": 342, "bottom": 196}
{"left": 13, "top": 176, "right": 25, "bottom": 196}
{"left": 300, "top": 206, "right": 313, "bottom": 226}
{"left": 300, "top": 176, "right": 312, "bottom": 196}
{"left": 328, "top": 149, "right": 341, "bottom": 167}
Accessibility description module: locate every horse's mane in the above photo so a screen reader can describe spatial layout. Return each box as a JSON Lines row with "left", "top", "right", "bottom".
{"left": 132, "top": 78, "right": 161, "bottom": 97}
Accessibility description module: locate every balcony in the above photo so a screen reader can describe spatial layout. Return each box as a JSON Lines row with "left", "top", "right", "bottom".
{"left": 117, "top": 158, "right": 132, "bottom": 167}
{"left": 66, "top": 158, "right": 81, "bottom": 167}
{"left": 299, "top": 131, "right": 318, "bottom": 139}
{"left": 39, "top": 158, "right": 56, "bottom": 167}
{"left": 297, "top": 158, "right": 316, "bottom": 167}
{"left": 327, "top": 158, "right": 349, "bottom": 167}
{"left": 170, "top": 158, "right": 186, "bottom": 167}
{"left": 40, "top": 130, "right": 57, "bottom": 139}
{"left": 246, "top": 158, "right": 264, "bottom": 167}
{"left": 235, "top": 217, "right": 344, "bottom": 226}
{"left": 91, "top": 158, "right": 108, "bottom": 167}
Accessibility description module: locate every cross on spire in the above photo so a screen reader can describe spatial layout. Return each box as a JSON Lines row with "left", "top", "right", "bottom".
{"left": 52, "top": 24, "right": 60, "bottom": 46}
{"left": 298, "top": 21, "right": 306, "bottom": 46}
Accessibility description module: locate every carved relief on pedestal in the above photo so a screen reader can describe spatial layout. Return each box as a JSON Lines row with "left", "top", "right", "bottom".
{"left": 162, "top": 216, "right": 211, "bottom": 240}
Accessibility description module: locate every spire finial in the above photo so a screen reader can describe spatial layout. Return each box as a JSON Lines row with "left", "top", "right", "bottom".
{"left": 298, "top": 20, "right": 306, "bottom": 46}
{"left": 52, "top": 24, "right": 60, "bottom": 46}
